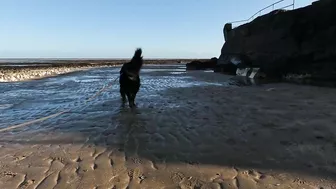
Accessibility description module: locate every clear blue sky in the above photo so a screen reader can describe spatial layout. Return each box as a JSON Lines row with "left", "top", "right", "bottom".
{"left": 0, "top": 0, "right": 316, "bottom": 58}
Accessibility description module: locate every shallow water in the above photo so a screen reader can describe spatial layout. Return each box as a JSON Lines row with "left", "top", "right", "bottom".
{"left": 0, "top": 65, "right": 230, "bottom": 130}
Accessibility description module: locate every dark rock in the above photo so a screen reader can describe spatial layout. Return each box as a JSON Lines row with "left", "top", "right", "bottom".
{"left": 215, "top": 54, "right": 253, "bottom": 75}
{"left": 186, "top": 57, "right": 218, "bottom": 70}
{"left": 214, "top": 63, "right": 237, "bottom": 75}
{"left": 217, "top": 0, "right": 336, "bottom": 81}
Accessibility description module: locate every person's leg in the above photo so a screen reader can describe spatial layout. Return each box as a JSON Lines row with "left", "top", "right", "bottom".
{"left": 120, "top": 87, "right": 126, "bottom": 103}
{"left": 128, "top": 93, "right": 136, "bottom": 108}
{"left": 132, "top": 81, "right": 140, "bottom": 107}
{"left": 131, "top": 79, "right": 140, "bottom": 107}
{"left": 125, "top": 92, "right": 133, "bottom": 108}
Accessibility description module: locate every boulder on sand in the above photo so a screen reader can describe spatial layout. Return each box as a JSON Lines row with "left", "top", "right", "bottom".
{"left": 214, "top": 54, "right": 252, "bottom": 75}
{"left": 186, "top": 57, "right": 218, "bottom": 70}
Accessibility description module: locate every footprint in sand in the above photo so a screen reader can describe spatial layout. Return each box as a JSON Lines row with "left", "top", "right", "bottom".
{"left": 14, "top": 155, "right": 28, "bottom": 161}
{"left": 75, "top": 157, "right": 82, "bottom": 163}
{"left": 92, "top": 163, "right": 97, "bottom": 170}
{"left": 171, "top": 172, "right": 185, "bottom": 184}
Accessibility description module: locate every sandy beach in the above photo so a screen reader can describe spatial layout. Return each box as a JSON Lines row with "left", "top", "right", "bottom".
{"left": 0, "top": 65, "right": 335, "bottom": 189}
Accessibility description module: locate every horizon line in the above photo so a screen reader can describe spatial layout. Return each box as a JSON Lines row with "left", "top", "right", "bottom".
{"left": 0, "top": 57, "right": 210, "bottom": 60}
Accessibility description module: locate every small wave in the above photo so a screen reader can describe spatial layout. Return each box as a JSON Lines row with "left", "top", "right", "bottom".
{"left": 0, "top": 104, "right": 14, "bottom": 110}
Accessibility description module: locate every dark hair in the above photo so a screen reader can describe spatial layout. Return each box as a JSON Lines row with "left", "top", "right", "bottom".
{"left": 129, "top": 48, "right": 143, "bottom": 71}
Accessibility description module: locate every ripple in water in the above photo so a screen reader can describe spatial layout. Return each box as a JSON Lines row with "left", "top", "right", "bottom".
{"left": 0, "top": 65, "right": 230, "bottom": 131}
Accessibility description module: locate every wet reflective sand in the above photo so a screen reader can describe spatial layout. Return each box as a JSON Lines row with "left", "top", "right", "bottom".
{"left": 0, "top": 65, "right": 335, "bottom": 189}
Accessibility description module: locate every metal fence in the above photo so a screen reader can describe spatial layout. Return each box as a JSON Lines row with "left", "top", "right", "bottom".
{"left": 229, "top": 0, "right": 295, "bottom": 28}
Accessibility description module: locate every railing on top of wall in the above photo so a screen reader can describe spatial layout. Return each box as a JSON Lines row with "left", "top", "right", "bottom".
{"left": 229, "top": 0, "right": 295, "bottom": 28}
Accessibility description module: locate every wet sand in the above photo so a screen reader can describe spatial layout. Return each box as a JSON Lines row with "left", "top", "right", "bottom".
{"left": 0, "top": 65, "right": 336, "bottom": 189}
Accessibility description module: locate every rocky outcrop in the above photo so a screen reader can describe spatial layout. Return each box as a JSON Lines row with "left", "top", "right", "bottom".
{"left": 215, "top": 54, "right": 253, "bottom": 75}
{"left": 186, "top": 57, "right": 218, "bottom": 70}
{"left": 0, "top": 66, "right": 98, "bottom": 82}
{"left": 217, "top": 0, "right": 336, "bottom": 81}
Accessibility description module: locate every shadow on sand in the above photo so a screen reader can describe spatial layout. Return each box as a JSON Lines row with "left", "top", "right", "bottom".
{"left": 1, "top": 83, "right": 336, "bottom": 184}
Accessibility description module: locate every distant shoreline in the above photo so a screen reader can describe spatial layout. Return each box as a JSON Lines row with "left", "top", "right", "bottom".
{"left": 0, "top": 58, "right": 206, "bottom": 64}
{"left": 0, "top": 59, "right": 206, "bottom": 69}
{"left": 0, "top": 59, "right": 199, "bottom": 82}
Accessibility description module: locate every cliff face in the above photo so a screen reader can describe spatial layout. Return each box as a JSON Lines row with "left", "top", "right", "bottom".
{"left": 217, "top": 0, "right": 336, "bottom": 79}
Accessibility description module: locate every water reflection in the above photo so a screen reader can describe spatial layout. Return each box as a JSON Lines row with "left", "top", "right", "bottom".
{"left": 0, "top": 65, "right": 231, "bottom": 131}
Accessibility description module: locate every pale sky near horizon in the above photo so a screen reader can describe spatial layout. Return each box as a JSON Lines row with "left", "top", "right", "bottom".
{"left": 0, "top": 0, "right": 316, "bottom": 58}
